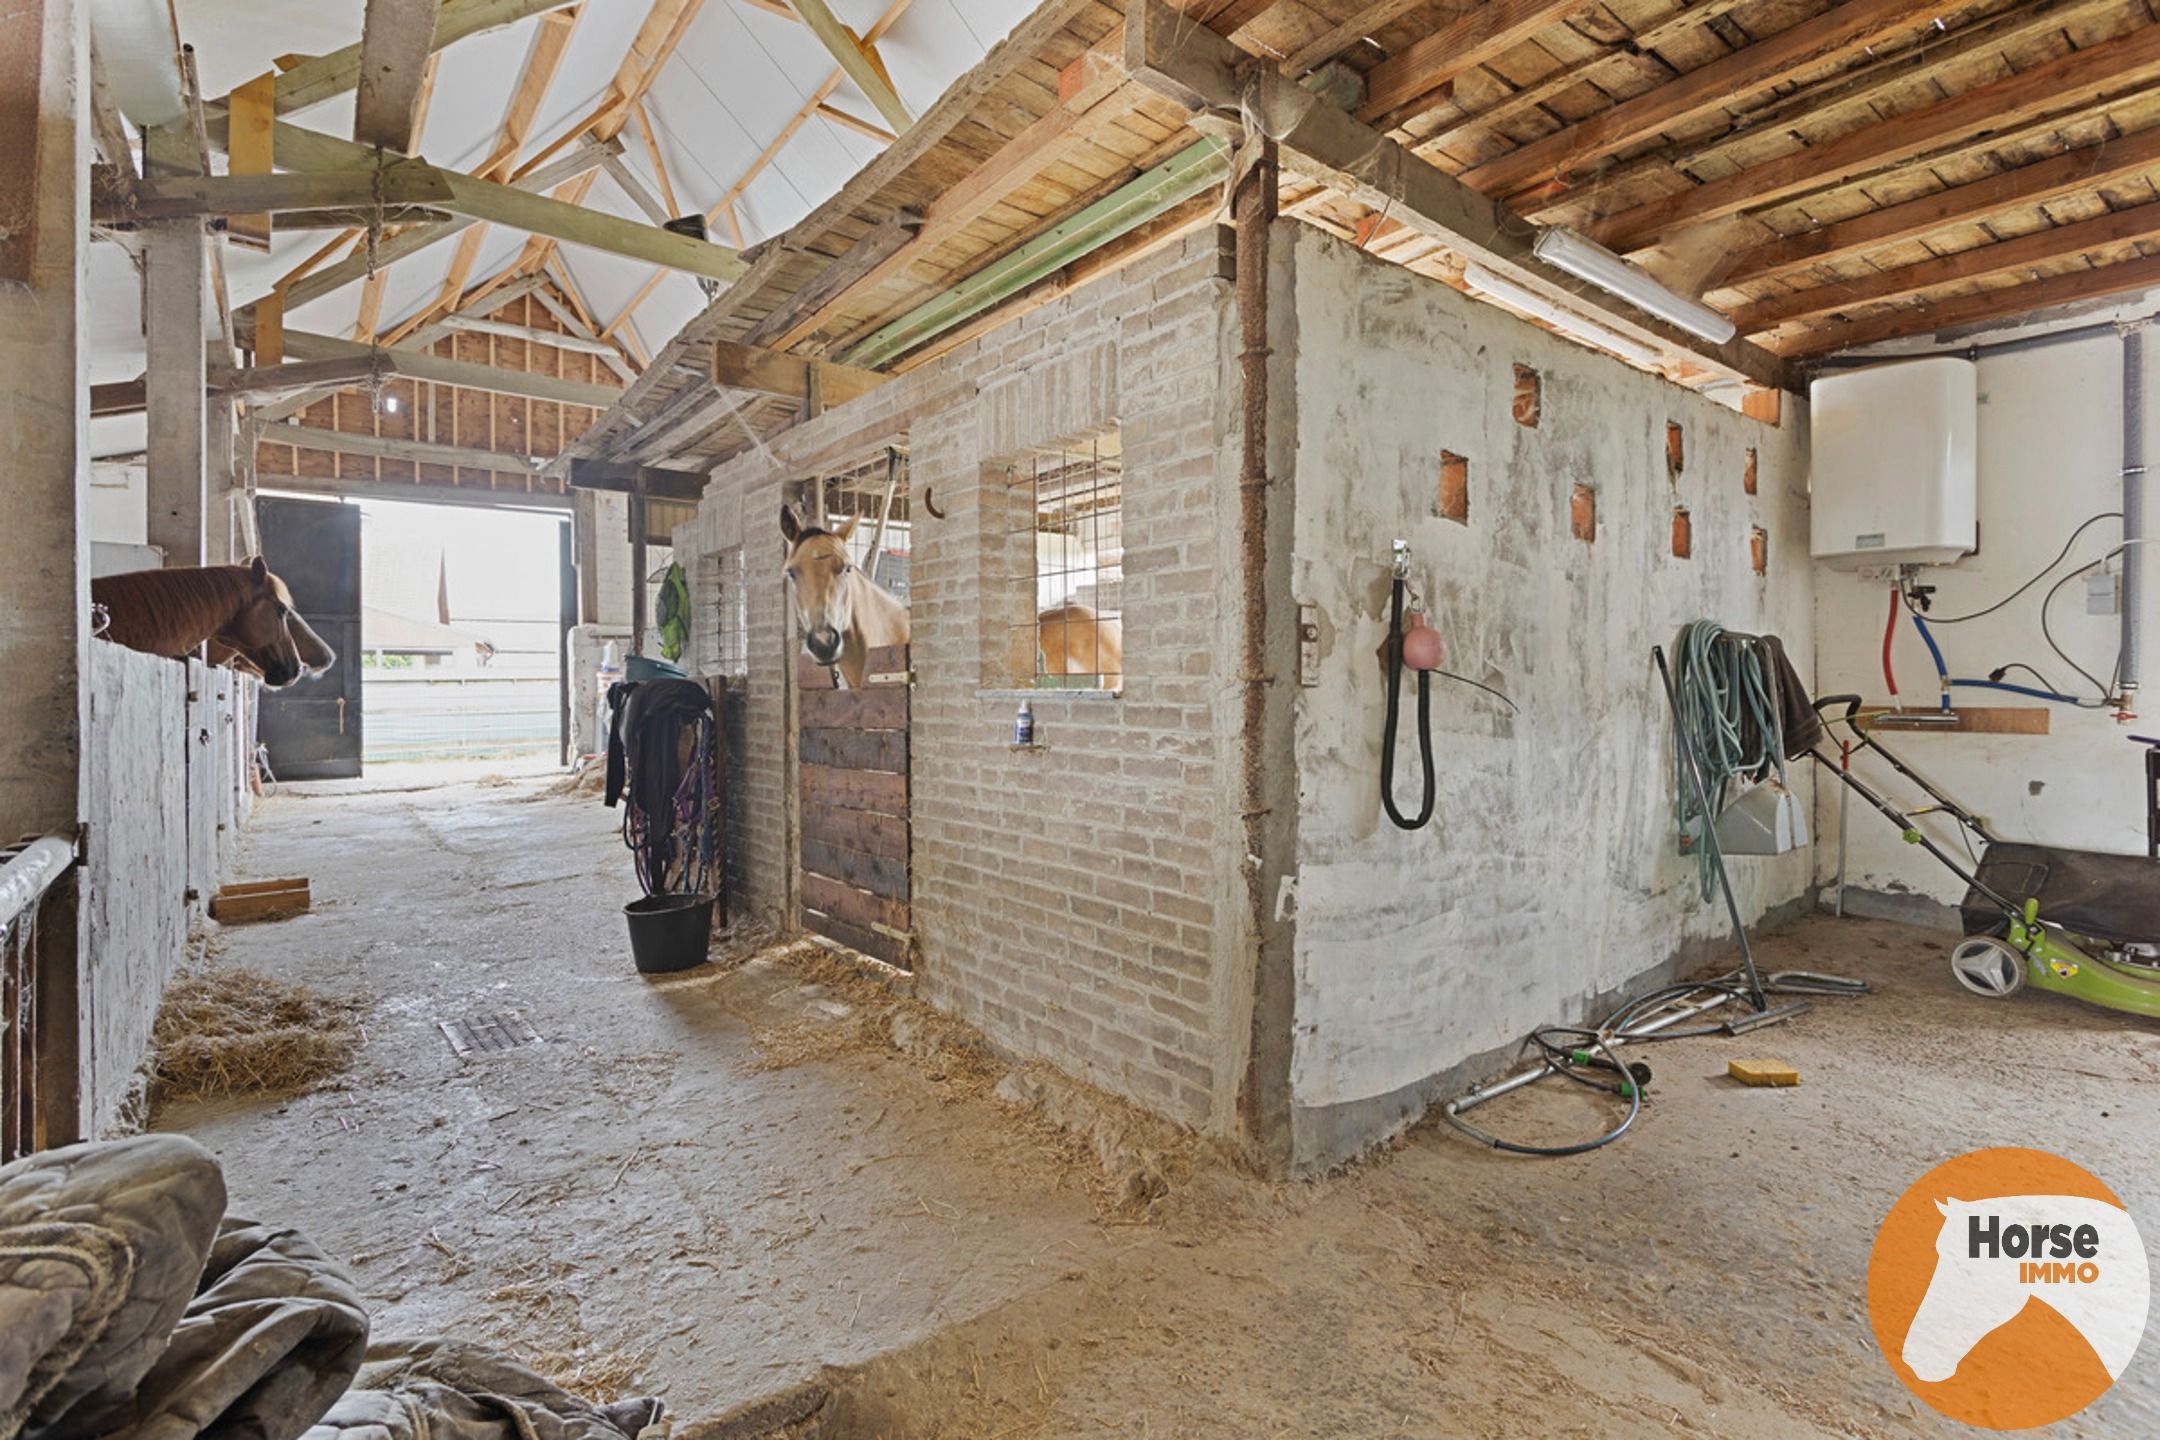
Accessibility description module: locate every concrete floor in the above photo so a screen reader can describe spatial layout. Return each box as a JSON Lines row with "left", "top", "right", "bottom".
{"left": 162, "top": 773, "right": 2160, "bottom": 1438}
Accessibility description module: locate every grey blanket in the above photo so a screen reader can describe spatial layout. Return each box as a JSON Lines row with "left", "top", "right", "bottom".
{"left": 0, "top": 1138, "right": 658, "bottom": 1440}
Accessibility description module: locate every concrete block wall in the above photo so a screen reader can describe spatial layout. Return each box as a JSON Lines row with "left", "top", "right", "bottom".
{"left": 684, "top": 229, "right": 1249, "bottom": 1134}
{"left": 1280, "top": 228, "right": 1817, "bottom": 1170}
{"left": 83, "top": 640, "right": 252, "bottom": 1133}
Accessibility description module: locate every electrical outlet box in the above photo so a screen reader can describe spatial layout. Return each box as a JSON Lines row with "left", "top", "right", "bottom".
{"left": 2088, "top": 572, "right": 2120, "bottom": 616}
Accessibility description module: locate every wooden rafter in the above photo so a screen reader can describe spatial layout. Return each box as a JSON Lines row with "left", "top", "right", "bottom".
{"left": 631, "top": 100, "right": 681, "bottom": 215}
{"left": 751, "top": 42, "right": 1122, "bottom": 351}
{"left": 1356, "top": 0, "right": 1584, "bottom": 130}
{"left": 786, "top": 0, "right": 911, "bottom": 133}
{"left": 1735, "top": 201, "right": 2160, "bottom": 336}
{"left": 354, "top": 0, "right": 442, "bottom": 152}
{"left": 1723, "top": 124, "right": 2160, "bottom": 291}
{"left": 225, "top": 0, "right": 578, "bottom": 118}
{"left": 1789, "top": 251, "right": 2160, "bottom": 356}
{"left": 1524, "top": 0, "right": 2128, "bottom": 225}
{"left": 1589, "top": 21, "right": 2160, "bottom": 254}
{"left": 1459, "top": 0, "right": 1953, "bottom": 202}
{"left": 1126, "top": 0, "right": 1791, "bottom": 389}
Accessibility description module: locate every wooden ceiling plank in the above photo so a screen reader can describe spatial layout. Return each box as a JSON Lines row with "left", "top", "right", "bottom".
{"left": 1589, "top": 20, "right": 2160, "bottom": 254}
{"left": 1530, "top": 0, "right": 2128, "bottom": 224}
{"left": 1726, "top": 124, "right": 2160, "bottom": 288}
{"left": 1739, "top": 198, "right": 2160, "bottom": 333}
{"left": 1788, "top": 250, "right": 2160, "bottom": 355}
{"left": 1411, "top": 0, "right": 1756, "bottom": 163}
{"left": 1462, "top": 0, "right": 1953, "bottom": 201}
{"left": 1357, "top": 0, "right": 1586, "bottom": 129}
{"left": 754, "top": 43, "right": 1128, "bottom": 351}
{"left": 354, "top": 0, "right": 442, "bottom": 151}
{"left": 1280, "top": 0, "right": 1451, "bottom": 77}
{"left": 1128, "top": 0, "right": 1791, "bottom": 390}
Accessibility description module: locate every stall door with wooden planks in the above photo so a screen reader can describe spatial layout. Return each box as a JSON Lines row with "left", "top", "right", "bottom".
{"left": 798, "top": 645, "right": 910, "bottom": 967}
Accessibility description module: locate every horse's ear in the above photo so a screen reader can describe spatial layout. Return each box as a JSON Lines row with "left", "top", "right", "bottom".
{"left": 780, "top": 505, "right": 801, "bottom": 545}
{"left": 248, "top": 555, "right": 269, "bottom": 583}
{"left": 834, "top": 514, "right": 858, "bottom": 543}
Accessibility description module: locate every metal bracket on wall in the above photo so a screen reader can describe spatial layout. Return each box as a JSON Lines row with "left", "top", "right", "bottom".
{"left": 1297, "top": 603, "right": 1321, "bottom": 687}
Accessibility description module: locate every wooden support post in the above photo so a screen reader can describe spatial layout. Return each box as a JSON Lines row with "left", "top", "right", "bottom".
{"left": 145, "top": 220, "right": 209, "bottom": 566}
{"left": 629, "top": 480, "right": 649, "bottom": 658}
{"left": 0, "top": 0, "right": 90, "bottom": 1147}
{"left": 226, "top": 71, "right": 277, "bottom": 249}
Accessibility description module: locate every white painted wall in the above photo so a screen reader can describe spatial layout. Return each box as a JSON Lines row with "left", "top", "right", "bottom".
{"left": 84, "top": 640, "right": 255, "bottom": 1132}
{"left": 1283, "top": 230, "right": 1815, "bottom": 1163}
{"left": 1814, "top": 330, "right": 2160, "bottom": 910}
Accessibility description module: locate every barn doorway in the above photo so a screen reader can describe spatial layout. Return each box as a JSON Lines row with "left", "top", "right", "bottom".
{"left": 789, "top": 449, "right": 912, "bottom": 969}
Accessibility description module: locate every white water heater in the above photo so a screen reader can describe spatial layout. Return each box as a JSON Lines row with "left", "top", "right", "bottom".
{"left": 1809, "top": 357, "right": 1977, "bottom": 568}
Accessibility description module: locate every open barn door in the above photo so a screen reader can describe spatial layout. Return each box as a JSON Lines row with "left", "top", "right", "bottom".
{"left": 256, "top": 496, "right": 362, "bottom": 780}
{"left": 797, "top": 647, "right": 910, "bottom": 968}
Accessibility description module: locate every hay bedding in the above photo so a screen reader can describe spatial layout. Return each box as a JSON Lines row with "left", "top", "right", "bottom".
{"left": 151, "top": 967, "right": 366, "bottom": 1102}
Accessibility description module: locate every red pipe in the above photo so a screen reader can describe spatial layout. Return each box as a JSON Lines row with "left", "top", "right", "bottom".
{"left": 1882, "top": 584, "right": 1901, "bottom": 700}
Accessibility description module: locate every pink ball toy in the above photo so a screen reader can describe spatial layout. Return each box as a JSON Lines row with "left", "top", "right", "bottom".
{"left": 1400, "top": 613, "right": 1446, "bottom": 672}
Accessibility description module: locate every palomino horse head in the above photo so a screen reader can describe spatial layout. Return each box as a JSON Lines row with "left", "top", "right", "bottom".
{"left": 215, "top": 557, "right": 335, "bottom": 689}
{"left": 780, "top": 506, "right": 860, "bottom": 669}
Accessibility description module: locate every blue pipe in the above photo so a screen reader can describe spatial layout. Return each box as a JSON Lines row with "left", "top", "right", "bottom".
{"left": 1950, "top": 678, "right": 2087, "bottom": 704}
{"left": 1910, "top": 613, "right": 1952, "bottom": 711}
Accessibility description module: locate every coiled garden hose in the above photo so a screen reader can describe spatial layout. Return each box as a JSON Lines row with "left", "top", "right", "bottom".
{"left": 1380, "top": 575, "right": 1435, "bottom": 830}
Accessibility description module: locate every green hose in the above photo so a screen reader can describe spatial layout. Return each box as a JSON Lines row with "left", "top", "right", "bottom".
{"left": 1670, "top": 621, "right": 1787, "bottom": 901}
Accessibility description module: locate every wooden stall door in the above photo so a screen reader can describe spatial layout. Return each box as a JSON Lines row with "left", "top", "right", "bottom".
{"left": 797, "top": 645, "right": 910, "bottom": 968}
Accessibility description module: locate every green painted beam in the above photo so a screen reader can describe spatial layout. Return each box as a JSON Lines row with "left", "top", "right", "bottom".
{"left": 843, "top": 137, "right": 1228, "bottom": 369}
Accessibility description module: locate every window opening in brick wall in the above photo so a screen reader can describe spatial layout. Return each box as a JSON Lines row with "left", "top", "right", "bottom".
{"left": 697, "top": 544, "right": 747, "bottom": 677}
{"left": 1004, "top": 429, "right": 1122, "bottom": 690}
{"left": 786, "top": 446, "right": 912, "bottom": 604}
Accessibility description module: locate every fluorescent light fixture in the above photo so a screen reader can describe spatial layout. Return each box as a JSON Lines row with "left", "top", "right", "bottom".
{"left": 1462, "top": 263, "right": 1662, "bottom": 367}
{"left": 384, "top": 394, "right": 400, "bottom": 414}
{"left": 1532, "top": 226, "right": 1738, "bottom": 344}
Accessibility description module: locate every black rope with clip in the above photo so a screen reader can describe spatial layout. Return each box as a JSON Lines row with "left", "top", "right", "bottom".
{"left": 1381, "top": 544, "right": 1435, "bottom": 831}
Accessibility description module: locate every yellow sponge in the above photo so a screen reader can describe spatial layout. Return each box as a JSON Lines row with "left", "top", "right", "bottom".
{"left": 1728, "top": 1059, "right": 1801, "bottom": 1088}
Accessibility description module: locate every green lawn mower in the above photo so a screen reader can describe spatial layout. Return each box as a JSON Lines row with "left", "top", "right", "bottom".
{"left": 1810, "top": 694, "right": 2160, "bottom": 1018}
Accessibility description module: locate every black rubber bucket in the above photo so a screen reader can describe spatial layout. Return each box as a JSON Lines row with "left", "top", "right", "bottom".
{"left": 623, "top": 893, "right": 715, "bottom": 974}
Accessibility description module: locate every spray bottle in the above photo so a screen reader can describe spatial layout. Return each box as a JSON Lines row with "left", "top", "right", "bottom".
{"left": 1014, "top": 698, "right": 1035, "bottom": 746}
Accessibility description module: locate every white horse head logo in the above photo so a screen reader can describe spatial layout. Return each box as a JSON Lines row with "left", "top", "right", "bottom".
{"left": 1903, "top": 1195, "right": 2148, "bottom": 1385}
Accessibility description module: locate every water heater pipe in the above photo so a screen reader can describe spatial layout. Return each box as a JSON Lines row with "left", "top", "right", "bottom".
{"left": 2123, "top": 325, "right": 2145, "bottom": 699}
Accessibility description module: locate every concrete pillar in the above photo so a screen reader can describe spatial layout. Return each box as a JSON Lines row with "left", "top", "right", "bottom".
{"left": 0, "top": 0, "right": 90, "bottom": 840}
{"left": 144, "top": 218, "right": 207, "bottom": 567}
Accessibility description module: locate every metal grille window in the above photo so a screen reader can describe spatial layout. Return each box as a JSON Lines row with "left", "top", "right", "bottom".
{"left": 698, "top": 545, "right": 747, "bottom": 677}
{"left": 787, "top": 447, "right": 911, "bottom": 601}
{"left": 1004, "top": 430, "right": 1122, "bottom": 690}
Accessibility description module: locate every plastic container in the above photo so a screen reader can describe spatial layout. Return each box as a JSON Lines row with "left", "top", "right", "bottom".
{"left": 623, "top": 892, "right": 715, "bottom": 973}
{"left": 626, "top": 654, "right": 688, "bottom": 683}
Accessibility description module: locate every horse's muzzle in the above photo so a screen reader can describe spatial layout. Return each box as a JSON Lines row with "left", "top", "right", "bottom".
{"left": 805, "top": 627, "right": 841, "bottom": 664}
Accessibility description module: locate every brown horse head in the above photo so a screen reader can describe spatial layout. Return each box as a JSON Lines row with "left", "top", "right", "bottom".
{"left": 781, "top": 505, "right": 861, "bottom": 668}
{"left": 217, "top": 557, "right": 331, "bottom": 689}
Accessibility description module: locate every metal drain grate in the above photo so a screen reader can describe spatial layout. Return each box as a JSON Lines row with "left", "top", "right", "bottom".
{"left": 439, "top": 1012, "right": 543, "bottom": 1057}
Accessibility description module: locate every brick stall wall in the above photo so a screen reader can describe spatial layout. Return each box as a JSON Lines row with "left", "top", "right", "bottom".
{"left": 679, "top": 228, "right": 1248, "bottom": 1134}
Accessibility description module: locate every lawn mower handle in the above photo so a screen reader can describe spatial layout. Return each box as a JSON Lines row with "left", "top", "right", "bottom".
{"left": 1813, "top": 693, "right": 1864, "bottom": 722}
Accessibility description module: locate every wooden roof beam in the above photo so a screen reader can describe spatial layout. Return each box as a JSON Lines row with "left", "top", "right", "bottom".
{"left": 258, "top": 471, "right": 572, "bottom": 510}
{"left": 568, "top": 460, "right": 709, "bottom": 500}
{"left": 240, "top": 325, "right": 624, "bottom": 407}
{"left": 1736, "top": 200, "right": 2160, "bottom": 336}
{"left": 102, "top": 162, "right": 453, "bottom": 223}
{"left": 750, "top": 41, "right": 1124, "bottom": 351}
{"left": 787, "top": 0, "right": 911, "bottom": 133}
{"left": 226, "top": 0, "right": 578, "bottom": 117}
{"left": 1789, "top": 251, "right": 2160, "bottom": 356}
{"left": 202, "top": 116, "right": 743, "bottom": 281}
{"left": 1590, "top": 21, "right": 2160, "bottom": 255}
{"left": 1462, "top": 0, "right": 1953, "bottom": 202}
{"left": 1126, "top": 0, "right": 1791, "bottom": 391}
{"left": 1357, "top": 0, "right": 1585, "bottom": 131}
{"left": 354, "top": 0, "right": 442, "bottom": 151}
{"left": 712, "top": 337, "right": 888, "bottom": 406}
{"left": 1722, "top": 124, "right": 2160, "bottom": 290}
{"left": 269, "top": 423, "right": 555, "bottom": 476}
